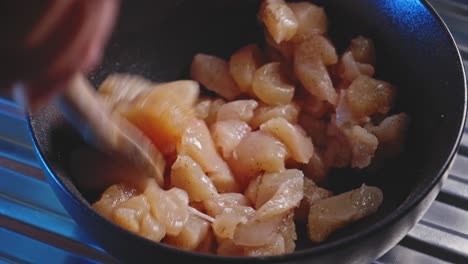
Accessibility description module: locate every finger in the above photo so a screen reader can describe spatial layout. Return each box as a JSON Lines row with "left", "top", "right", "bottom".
{"left": 24, "top": 0, "right": 120, "bottom": 108}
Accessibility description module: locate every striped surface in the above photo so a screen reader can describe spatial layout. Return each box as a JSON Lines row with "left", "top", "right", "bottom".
{"left": 0, "top": 1, "right": 467, "bottom": 263}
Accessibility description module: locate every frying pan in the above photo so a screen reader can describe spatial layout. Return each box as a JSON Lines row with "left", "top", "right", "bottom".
{"left": 26, "top": 0, "right": 467, "bottom": 263}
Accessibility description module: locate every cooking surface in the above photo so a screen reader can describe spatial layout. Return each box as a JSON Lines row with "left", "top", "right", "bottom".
{"left": 1, "top": 1, "right": 468, "bottom": 263}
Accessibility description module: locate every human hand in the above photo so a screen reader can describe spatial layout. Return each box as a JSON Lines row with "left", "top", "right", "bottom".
{"left": 0, "top": 0, "right": 119, "bottom": 110}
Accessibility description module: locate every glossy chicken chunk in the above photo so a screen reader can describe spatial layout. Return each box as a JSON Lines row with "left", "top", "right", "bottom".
{"left": 252, "top": 62, "right": 295, "bottom": 106}
{"left": 178, "top": 119, "right": 240, "bottom": 193}
{"left": 112, "top": 195, "right": 150, "bottom": 233}
{"left": 213, "top": 205, "right": 255, "bottom": 240}
{"left": 123, "top": 81, "right": 198, "bottom": 156}
{"left": 300, "top": 94, "right": 332, "bottom": 119}
{"left": 190, "top": 53, "right": 241, "bottom": 100}
{"left": 171, "top": 155, "right": 219, "bottom": 202}
{"left": 216, "top": 100, "right": 258, "bottom": 123}
{"left": 288, "top": 2, "right": 328, "bottom": 43}
{"left": 165, "top": 214, "right": 211, "bottom": 250}
{"left": 243, "top": 234, "right": 286, "bottom": 256}
{"left": 295, "top": 178, "right": 332, "bottom": 222}
{"left": 229, "top": 131, "right": 288, "bottom": 186}
{"left": 279, "top": 211, "right": 297, "bottom": 253}
{"left": 301, "top": 151, "right": 329, "bottom": 186}
{"left": 204, "top": 193, "right": 251, "bottom": 217}
{"left": 139, "top": 212, "right": 167, "bottom": 242}
{"left": 195, "top": 98, "right": 226, "bottom": 126}
{"left": 324, "top": 124, "right": 352, "bottom": 168}
{"left": 308, "top": 185, "right": 383, "bottom": 242}
{"left": 349, "top": 36, "right": 376, "bottom": 65}
{"left": 93, "top": 184, "right": 137, "bottom": 219}
{"left": 233, "top": 214, "right": 284, "bottom": 246}
{"left": 260, "top": 117, "right": 314, "bottom": 163}
{"left": 346, "top": 75, "right": 396, "bottom": 118}
{"left": 93, "top": 184, "right": 167, "bottom": 242}
{"left": 338, "top": 51, "right": 375, "bottom": 86}
{"left": 365, "top": 113, "right": 410, "bottom": 158}
{"left": 250, "top": 102, "right": 299, "bottom": 129}
{"left": 98, "top": 73, "right": 153, "bottom": 111}
{"left": 254, "top": 169, "right": 304, "bottom": 220}
{"left": 259, "top": 0, "right": 298, "bottom": 44}
{"left": 344, "top": 125, "right": 379, "bottom": 168}
{"left": 144, "top": 179, "right": 190, "bottom": 236}
{"left": 217, "top": 239, "right": 244, "bottom": 256}
{"left": 211, "top": 120, "right": 252, "bottom": 159}
{"left": 294, "top": 36, "right": 338, "bottom": 105}
{"left": 229, "top": 44, "right": 265, "bottom": 93}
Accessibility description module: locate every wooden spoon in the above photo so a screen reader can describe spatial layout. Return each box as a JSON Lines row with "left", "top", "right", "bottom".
{"left": 57, "top": 74, "right": 165, "bottom": 186}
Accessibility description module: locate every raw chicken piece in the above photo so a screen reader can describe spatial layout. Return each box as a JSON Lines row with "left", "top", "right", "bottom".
{"left": 190, "top": 53, "right": 241, "bottom": 100}
{"left": 264, "top": 31, "right": 296, "bottom": 65}
{"left": 171, "top": 155, "right": 219, "bottom": 202}
{"left": 279, "top": 211, "right": 297, "bottom": 253}
{"left": 195, "top": 98, "right": 226, "bottom": 127}
{"left": 301, "top": 151, "right": 329, "bottom": 185}
{"left": 204, "top": 193, "right": 251, "bottom": 217}
{"left": 229, "top": 131, "right": 288, "bottom": 186}
{"left": 349, "top": 36, "right": 376, "bottom": 65}
{"left": 194, "top": 98, "right": 211, "bottom": 121}
{"left": 190, "top": 201, "right": 206, "bottom": 213}
{"left": 324, "top": 124, "right": 352, "bottom": 168}
{"left": 216, "top": 100, "right": 258, "bottom": 123}
{"left": 149, "top": 81, "right": 199, "bottom": 106}
{"left": 259, "top": 0, "right": 298, "bottom": 44}
{"left": 250, "top": 102, "right": 300, "bottom": 129}
{"left": 346, "top": 75, "right": 396, "bottom": 118}
{"left": 212, "top": 206, "right": 255, "bottom": 240}
{"left": 112, "top": 195, "right": 150, "bottom": 233}
{"left": 217, "top": 239, "right": 244, "bottom": 256}
{"left": 244, "top": 176, "right": 262, "bottom": 205}
{"left": 254, "top": 169, "right": 304, "bottom": 221}
{"left": 233, "top": 215, "right": 284, "bottom": 247}
{"left": 196, "top": 228, "right": 216, "bottom": 254}
{"left": 178, "top": 119, "right": 240, "bottom": 193}
{"left": 229, "top": 44, "right": 265, "bottom": 93}
{"left": 244, "top": 234, "right": 286, "bottom": 257}
{"left": 294, "top": 37, "right": 338, "bottom": 105}
{"left": 308, "top": 185, "right": 383, "bottom": 242}
{"left": 139, "top": 212, "right": 166, "bottom": 242}
{"left": 337, "top": 51, "right": 375, "bottom": 86}
{"left": 112, "top": 207, "right": 140, "bottom": 233}
{"left": 365, "top": 113, "right": 410, "bottom": 158}
{"left": 165, "top": 214, "right": 211, "bottom": 250}
{"left": 344, "top": 125, "right": 378, "bottom": 168}
{"left": 98, "top": 73, "right": 153, "bottom": 111}
{"left": 93, "top": 184, "right": 137, "bottom": 219}
{"left": 334, "top": 90, "right": 366, "bottom": 127}
{"left": 211, "top": 120, "right": 252, "bottom": 159}
{"left": 144, "top": 179, "right": 189, "bottom": 236}
{"left": 123, "top": 81, "right": 197, "bottom": 156}
{"left": 300, "top": 94, "right": 332, "bottom": 119}
{"left": 288, "top": 2, "right": 328, "bottom": 43}
{"left": 252, "top": 62, "right": 295, "bottom": 106}
{"left": 295, "top": 178, "right": 332, "bottom": 222}
{"left": 296, "top": 35, "right": 338, "bottom": 65}
{"left": 260, "top": 117, "right": 314, "bottom": 163}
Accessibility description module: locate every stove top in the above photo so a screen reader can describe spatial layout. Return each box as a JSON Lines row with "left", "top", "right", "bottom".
{"left": 1, "top": 1, "right": 468, "bottom": 263}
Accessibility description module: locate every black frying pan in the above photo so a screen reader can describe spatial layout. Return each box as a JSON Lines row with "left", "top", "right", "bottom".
{"left": 27, "top": 0, "right": 467, "bottom": 263}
